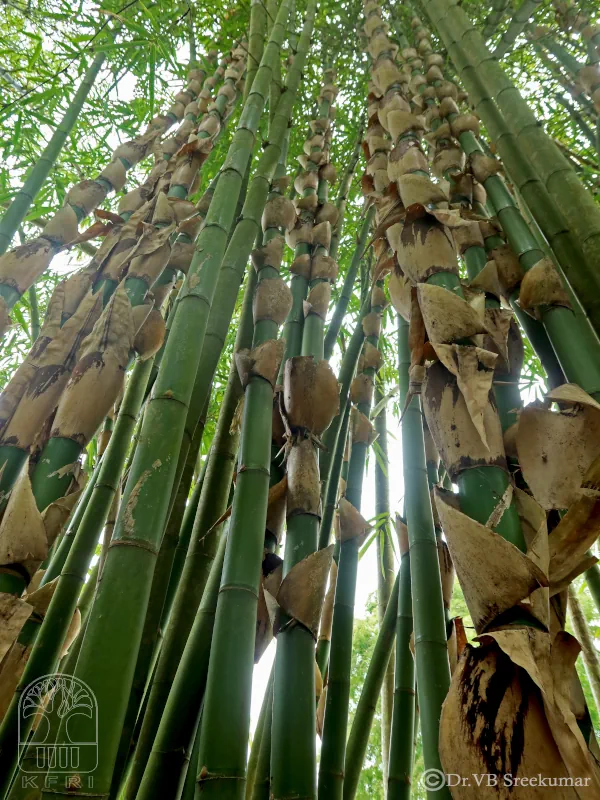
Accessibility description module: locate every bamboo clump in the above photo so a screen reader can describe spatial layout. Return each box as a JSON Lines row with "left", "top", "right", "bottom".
{"left": 0, "top": 3, "right": 600, "bottom": 800}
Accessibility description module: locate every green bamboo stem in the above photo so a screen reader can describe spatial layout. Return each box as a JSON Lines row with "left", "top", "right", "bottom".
{"left": 133, "top": 533, "right": 227, "bottom": 800}
{"left": 482, "top": 0, "right": 510, "bottom": 40}
{"left": 180, "top": 713, "right": 203, "bottom": 800}
{"left": 0, "top": 49, "right": 107, "bottom": 256}
{"left": 0, "top": 356, "right": 153, "bottom": 796}
{"left": 78, "top": 559, "right": 100, "bottom": 616}
{"left": 112, "top": 417, "right": 207, "bottom": 796}
{"left": 268, "top": 0, "right": 283, "bottom": 123}
{"left": 251, "top": 672, "right": 275, "bottom": 800}
{"left": 329, "top": 128, "right": 364, "bottom": 260}
{"left": 188, "top": 8, "right": 196, "bottom": 65}
{"left": 324, "top": 205, "right": 375, "bottom": 361}
{"left": 343, "top": 572, "right": 400, "bottom": 800}
{"left": 493, "top": 0, "right": 542, "bottom": 58}
{"left": 320, "top": 401, "right": 351, "bottom": 549}
{"left": 246, "top": 666, "right": 274, "bottom": 800}
{"left": 246, "top": 0, "right": 268, "bottom": 100}
{"left": 318, "top": 291, "right": 380, "bottom": 799}
{"left": 396, "top": 316, "right": 451, "bottom": 796}
{"left": 159, "top": 173, "right": 249, "bottom": 533}
{"left": 272, "top": 64, "right": 342, "bottom": 800}
{"left": 586, "top": 564, "right": 600, "bottom": 614}
{"left": 159, "top": 459, "right": 208, "bottom": 626}
{"left": 387, "top": 531, "right": 415, "bottom": 797}
{"left": 37, "top": 17, "right": 291, "bottom": 798}
{"left": 280, "top": 91, "right": 336, "bottom": 368}
{"left": 568, "top": 586, "right": 600, "bottom": 714}
{"left": 554, "top": 91, "right": 597, "bottom": 150}
{"left": 422, "top": 0, "right": 600, "bottom": 336}
{"left": 320, "top": 298, "right": 370, "bottom": 516}
{"left": 122, "top": 290, "right": 251, "bottom": 800}
{"left": 169, "top": 12, "right": 308, "bottom": 453}
{"left": 374, "top": 380, "right": 394, "bottom": 785}
{"left": 194, "top": 8, "right": 315, "bottom": 797}
{"left": 415, "top": 17, "right": 600, "bottom": 400}
{"left": 531, "top": 42, "right": 597, "bottom": 119}
{"left": 530, "top": 25, "right": 584, "bottom": 79}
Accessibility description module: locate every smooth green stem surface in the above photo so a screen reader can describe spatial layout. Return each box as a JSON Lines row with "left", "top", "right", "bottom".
{"left": 397, "top": 317, "right": 451, "bottom": 797}
{"left": 586, "top": 564, "right": 600, "bottom": 615}
{"left": 251, "top": 670, "right": 275, "bottom": 800}
{"left": 134, "top": 534, "right": 227, "bottom": 800}
{"left": 343, "top": 573, "right": 399, "bottom": 800}
{"left": 388, "top": 547, "right": 415, "bottom": 800}
{"left": 324, "top": 206, "right": 375, "bottom": 361}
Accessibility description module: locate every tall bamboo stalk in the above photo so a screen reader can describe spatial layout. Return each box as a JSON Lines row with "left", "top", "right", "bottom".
{"left": 374, "top": 379, "right": 394, "bottom": 787}
{"left": 245, "top": 666, "right": 274, "bottom": 800}
{"left": 195, "top": 7, "right": 317, "bottom": 797}
{"left": 422, "top": 0, "right": 600, "bottom": 336}
{"left": 320, "top": 400, "right": 351, "bottom": 549}
{"left": 0, "top": 355, "right": 153, "bottom": 796}
{"left": 271, "top": 57, "right": 343, "bottom": 800}
{"left": 34, "top": 15, "right": 292, "bottom": 797}
{"left": 318, "top": 248, "right": 384, "bottom": 799}
{"left": 320, "top": 297, "right": 370, "bottom": 529}
{"left": 111, "top": 412, "right": 207, "bottom": 795}
{"left": 324, "top": 205, "right": 376, "bottom": 361}
{"left": 343, "top": 572, "right": 400, "bottom": 800}
{"left": 133, "top": 532, "right": 228, "bottom": 800}
{"left": 251, "top": 674, "right": 275, "bottom": 800}
{"left": 246, "top": 0, "right": 268, "bottom": 99}
{"left": 413, "top": 13, "right": 600, "bottom": 404}
{"left": 387, "top": 459, "right": 415, "bottom": 797}
{"left": 568, "top": 586, "right": 600, "bottom": 715}
{"left": 397, "top": 338, "right": 449, "bottom": 794}
{"left": 122, "top": 278, "right": 251, "bottom": 800}
{"left": 0, "top": 48, "right": 108, "bottom": 255}
{"left": 482, "top": 0, "right": 511, "bottom": 41}
{"left": 330, "top": 127, "right": 364, "bottom": 260}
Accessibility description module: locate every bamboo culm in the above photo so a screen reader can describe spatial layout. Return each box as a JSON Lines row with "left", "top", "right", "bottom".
{"left": 0, "top": 355, "right": 153, "bottom": 795}
{"left": 0, "top": 49, "right": 107, "bottom": 256}
{"left": 343, "top": 573, "right": 400, "bottom": 800}
{"left": 37, "top": 13, "right": 293, "bottom": 796}
{"left": 195, "top": 6, "right": 317, "bottom": 797}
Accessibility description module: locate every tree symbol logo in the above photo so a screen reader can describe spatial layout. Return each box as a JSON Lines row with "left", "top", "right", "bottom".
{"left": 18, "top": 673, "right": 98, "bottom": 774}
